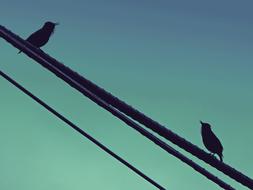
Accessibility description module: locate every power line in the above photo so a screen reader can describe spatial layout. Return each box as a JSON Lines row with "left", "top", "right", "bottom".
{"left": 0, "top": 69, "right": 236, "bottom": 190}
{"left": 0, "top": 25, "right": 246, "bottom": 189}
{"left": 0, "top": 69, "right": 166, "bottom": 190}
{"left": 0, "top": 67, "right": 237, "bottom": 190}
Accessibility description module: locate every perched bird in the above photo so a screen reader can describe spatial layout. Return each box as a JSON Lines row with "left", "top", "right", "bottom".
{"left": 18, "top": 21, "right": 59, "bottom": 54}
{"left": 200, "top": 121, "right": 223, "bottom": 162}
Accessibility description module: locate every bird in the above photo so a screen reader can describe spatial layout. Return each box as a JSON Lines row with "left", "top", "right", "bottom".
{"left": 200, "top": 121, "right": 223, "bottom": 162}
{"left": 18, "top": 21, "right": 59, "bottom": 54}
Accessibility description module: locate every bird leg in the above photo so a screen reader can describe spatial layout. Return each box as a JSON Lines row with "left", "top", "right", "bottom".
{"left": 209, "top": 153, "right": 215, "bottom": 157}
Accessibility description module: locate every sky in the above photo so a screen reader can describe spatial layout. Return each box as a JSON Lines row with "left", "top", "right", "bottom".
{"left": 1, "top": 0, "right": 253, "bottom": 189}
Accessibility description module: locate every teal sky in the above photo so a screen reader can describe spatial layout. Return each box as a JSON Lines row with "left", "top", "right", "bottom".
{"left": 1, "top": 0, "right": 253, "bottom": 189}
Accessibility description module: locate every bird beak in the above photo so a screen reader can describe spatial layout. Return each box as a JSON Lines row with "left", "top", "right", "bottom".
{"left": 54, "top": 22, "right": 59, "bottom": 26}
{"left": 200, "top": 120, "right": 203, "bottom": 125}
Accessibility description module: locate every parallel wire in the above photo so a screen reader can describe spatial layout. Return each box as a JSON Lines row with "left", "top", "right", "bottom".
{"left": 0, "top": 66, "right": 237, "bottom": 190}
{"left": 0, "top": 25, "right": 249, "bottom": 189}
{"left": 0, "top": 69, "right": 166, "bottom": 190}
{"left": 0, "top": 69, "right": 236, "bottom": 190}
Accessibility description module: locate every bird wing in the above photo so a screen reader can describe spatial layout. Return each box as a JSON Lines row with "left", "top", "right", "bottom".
{"left": 26, "top": 29, "right": 44, "bottom": 46}
{"left": 210, "top": 130, "right": 223, "bottom": 151}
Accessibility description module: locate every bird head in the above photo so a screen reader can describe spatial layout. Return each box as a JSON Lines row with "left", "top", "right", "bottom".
{"left": 200, "top": 120, "right": 211, "bottom": 129}
{"left": 43, "top": 21, "right": 59, "bottom": 32}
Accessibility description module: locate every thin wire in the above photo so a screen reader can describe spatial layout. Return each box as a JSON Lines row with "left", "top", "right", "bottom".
{"left": 0, "top": 25, "right": 245, "bottom": 189}
{"left": 0, "top": 69, "right": 166, "bottom": 190}
{"left": 0, "top": 68, "right": 236, "bottom": 190}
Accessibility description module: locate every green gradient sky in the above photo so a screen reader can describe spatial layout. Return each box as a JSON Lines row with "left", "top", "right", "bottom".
{"left": 1, "top": 1, "right": 253, "bottom": 189}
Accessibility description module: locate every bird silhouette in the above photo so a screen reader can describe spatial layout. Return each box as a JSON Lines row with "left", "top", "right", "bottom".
{"left": 200, "top": 121, "right": 223, "bottom": 162}
{"left": 18, "top": 21, "right": 59, "bottom": 54}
